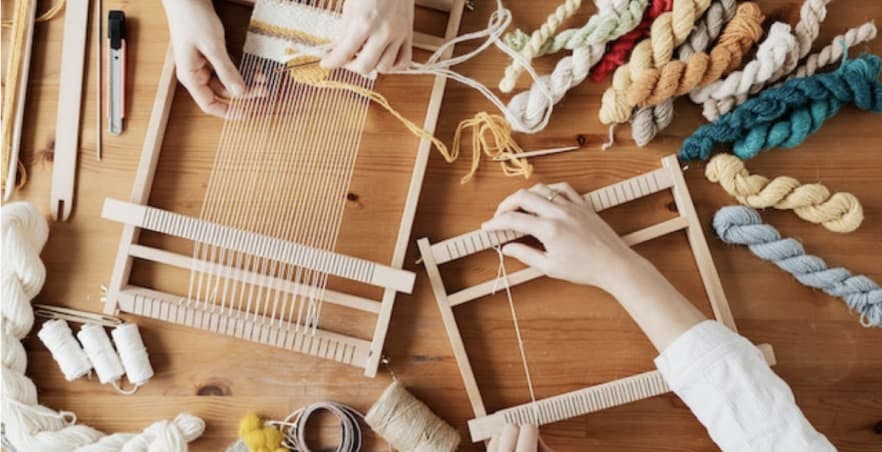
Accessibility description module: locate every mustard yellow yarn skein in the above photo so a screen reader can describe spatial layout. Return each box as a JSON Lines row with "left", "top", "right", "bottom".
{"left": 238, "top": 412, "right": 286, "bottom": 452}
{"left": 705, "top": 154, "right": 863, "bottom": 233}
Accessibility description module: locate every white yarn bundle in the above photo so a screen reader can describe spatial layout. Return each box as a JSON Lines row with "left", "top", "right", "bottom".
{"left": 1, "top": 201, "right": 205, "bottom": 451}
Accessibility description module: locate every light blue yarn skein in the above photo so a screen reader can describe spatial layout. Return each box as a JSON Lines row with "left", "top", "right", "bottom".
{"left": 713, "top": 206, "right": 882, "bottom": 328}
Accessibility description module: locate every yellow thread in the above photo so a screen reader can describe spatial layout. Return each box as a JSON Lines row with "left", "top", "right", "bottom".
{"left": 706, "top": 154, "right": 864, "bottom": 233}
{"left": 238, "top": 412, "right": 286, "bottom": 452}
{"left": 250, "top": 20, "right": 331, "bottom": 45}
{"left": 452, "top": 112, "right": 532, "bottom": 184}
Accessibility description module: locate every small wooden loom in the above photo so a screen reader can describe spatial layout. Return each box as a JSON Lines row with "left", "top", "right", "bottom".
{"left": 102, "top": 0, "right": 465, "bottom": 377}
{"left": 418, "top": 155, "right": 776, "bottom": 442}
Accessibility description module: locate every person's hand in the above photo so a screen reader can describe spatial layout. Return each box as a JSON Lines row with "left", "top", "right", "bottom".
{"left": 487, "top": 424, "right": 539, "bottom": 452}
{"left": 481, "top": 183, "right": 642, "bottom": 295}
{"left": 321, "top": 0, "right": 414, "bottom": 74}
{"left": 162, "top": 0, "right": 245, "bottom": 117}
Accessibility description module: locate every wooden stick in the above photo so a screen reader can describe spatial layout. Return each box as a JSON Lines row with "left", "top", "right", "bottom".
{"left": 50, "top": 0, "right": 91, "bottom": 221}
{"left": 2, "top": 0, "right": 37, "bottom": 201}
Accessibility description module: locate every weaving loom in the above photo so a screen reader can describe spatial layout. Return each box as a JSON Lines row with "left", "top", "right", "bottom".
{"left": 418, "top": 155, "right": 776, "bottom": 442}
{"left": 101, "top": 0, "right": 465, "bottom": 377}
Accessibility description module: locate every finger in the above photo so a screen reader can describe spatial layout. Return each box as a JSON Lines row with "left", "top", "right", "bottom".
{"left": 202, "top": 43, "right": 245, "bottom": 96}
{"left": 394, "top": 36, "right": 412, "bottom": 69}
{"left": 501, "top": 243, "right": 547, "bottom": 270}
{"left": 483, "top": 212, "right": 550, "bottom": 241}
{"left": 321, "top": 28, "right": 368, "bottom": 69}
{"left": 351, "top": 36, "right": 388, "bottom": 74}
{"left": 494, "top": 188, "right": 563, "bottom": 218}
{"left": 376, "top": 41, "right": 402, "bottom": 73}
{"left": 179, "top": 69, "right": 228, "bottom": 117}
{"left": 487, "top": 434, "right": 500, "bottom": 452}
{"left": 498, "top": 424, "right": 519, "bottom": 452}
{"left": 546, "top": 182, "right": 584, "bottom": 205}
{"left": 515, "top": 425, "right": 539, "bottom": 452}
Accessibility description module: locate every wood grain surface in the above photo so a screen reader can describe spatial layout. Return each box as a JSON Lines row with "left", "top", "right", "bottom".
{"left": 3, "top": 0, "right": 881, "bottom": 450}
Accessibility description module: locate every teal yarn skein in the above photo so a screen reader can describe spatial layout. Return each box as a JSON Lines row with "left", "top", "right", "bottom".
{"left": 680, "top": 53, "right": 882, "bottom": 162}
{"left": 714, "top": 206, "right": 882, "bottom": 328}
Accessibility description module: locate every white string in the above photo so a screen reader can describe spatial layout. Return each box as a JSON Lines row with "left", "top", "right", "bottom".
{"left": 268, "top": 401, "right": 365, "bottom": 452}
{"left": 491, "top": 246, "right": 540, "bottom": 425}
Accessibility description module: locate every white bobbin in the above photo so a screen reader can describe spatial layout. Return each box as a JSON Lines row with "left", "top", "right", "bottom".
{"left": 111, "top": 323, "right": 154, "bottom": 386}
{"left": 77, "top": 323, "right": 124, "bottom": 385}
{"left": 37, "top": 319, "right": 92, "bottom": 381}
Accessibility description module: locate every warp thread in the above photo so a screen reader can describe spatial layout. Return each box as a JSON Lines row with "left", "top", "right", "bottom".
{"left": 1, "top": 201, "right": 205, "bottom": 451}
{"left": 589, "top": 0, "right": 673, "bottom": 82}
{"left": 627, "top": 2, "right": 765, "bottom": 107}
{"left": 505, "top": 0, "right": 648, "bottom": 132}
{"left": 498, "top": 0, "right": 584, "bottom": 92}
{"left": 705, "top": 154, "right": 863, "bottom": 232}
{"left": 703, "top": 0, "right": 832, "bottom": 119}
{"left": 713, "top": 205, "right": 881, "bottom": 328}
{"left": 630, "top": 0, "right": 737, "bottom": 146}
{"left": 598, "top": 0, "right": 713, "bottom": 126}
{"left": 365, "top": 381, "right": 460, "bottom": 452}
{"left": 679, "top": 53, "right": 882, "bottom": 162}
{"left": 502, "top": 0, "right": 646, "bottom": 58}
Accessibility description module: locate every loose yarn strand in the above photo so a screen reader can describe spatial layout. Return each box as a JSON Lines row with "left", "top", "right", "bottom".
{"left": 630, "top": 0, "right": 737, "bottom": 146}
{"left": 705, "top": 154, "right": 863, "bottom": 232}
{"left": 1, "top": 202, "right": 205, "bottom": 451}
{"left": 498, "top": 0, "right": 583, "bottom": 92}
{"left": 714, "top": 206, "right": 881, "bottom": 327}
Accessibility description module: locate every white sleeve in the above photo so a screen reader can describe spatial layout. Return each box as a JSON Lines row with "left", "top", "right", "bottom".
{"left": 654, "top": 320, "right": 836, "bottom": 452}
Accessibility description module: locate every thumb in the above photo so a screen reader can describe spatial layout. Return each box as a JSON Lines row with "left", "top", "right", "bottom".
{"left": 501, "top": 244, "right": 547, "bottom": 270}
{"left": 203, "top": 44, "right": 245, "bottom": 97}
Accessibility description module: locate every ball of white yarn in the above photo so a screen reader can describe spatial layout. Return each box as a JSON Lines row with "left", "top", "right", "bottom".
{"left": 1, "top": 202, "right": 205, "bottom": 452}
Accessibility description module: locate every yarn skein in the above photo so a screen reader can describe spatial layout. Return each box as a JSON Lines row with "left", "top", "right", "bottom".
{"left": 238, "top": 412, "right": 286, "bottom": 452}
{"left": 713, "top": 205, "right": 881, "bottom": 328}
{"left": 705, "top": 154, "right": 864, "bottom": 232}
{"left": 37, "top": 319, "right": 93, "bottom": 381}
{"left": 627, "top": 2, "right": 765, "bottom": 107}
{"left": 1, "top": 201, "right": 205, "bottom": 451}
{"left": 365, "top": 381, "right": 460, "bottom": 452}
{"left": 679, "top": 53, "right": 882, "bottom": 162}
{"left": 498, "top": 0, "right": 583, "bottom": 92}
{"left": 502, "top": 0, "right": 646, "bottom": 59}
{"left": 506, "top": 0, "right": 648, "bottom": 132}
{"left": 630, "top": 0, "right": 737, "bottom": 146}
{"left": 783, "top": 21, "right": 877, "bottom": 82}
{"left": 598, "top": 0, "right": 712, "bottom": 125}
{"left": 590, "top": 0, "right": 673, "bottom": 82}
{"left": 702, "top": 0, "right": 833, "bottom": 119}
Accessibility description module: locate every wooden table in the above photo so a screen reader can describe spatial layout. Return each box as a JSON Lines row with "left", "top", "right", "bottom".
{"left": 4, "top": 0, "right": 881, "bottom": 450}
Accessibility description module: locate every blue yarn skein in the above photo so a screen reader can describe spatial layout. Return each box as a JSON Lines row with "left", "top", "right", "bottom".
{"left": 680, "top": 53, "right": 882, "bottom": 162}
{"left": 713, "top": 206, "right": 882, "bottom": 328}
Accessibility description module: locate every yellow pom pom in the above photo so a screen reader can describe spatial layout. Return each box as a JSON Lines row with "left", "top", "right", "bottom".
{"left": 238, "top": 412, "right": 286, "bottom": 452}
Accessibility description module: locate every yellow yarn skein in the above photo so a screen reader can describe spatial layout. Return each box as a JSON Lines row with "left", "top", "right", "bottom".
{"left": 238, "top": 412, "right": 286, "bottom": 452}
{"left": 705, "top": 154, "right": 864, "bottom": 233}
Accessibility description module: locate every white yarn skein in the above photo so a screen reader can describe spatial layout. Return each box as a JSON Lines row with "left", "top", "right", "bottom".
{"left": 37, "top": 319, "right": 93, "bottom": 381}
{"left": 77, "top": 323, "right": 125, "bottom": 386}
{"left": 2, "top": 201, "right": 205, "bottom": 451}
{"left": 506, "top": 0, "right": 631, "bottom": 133}
{"left": 111, "top": 323, "right": 154, "bottom": 387}
{"left": 690, "top": 23, "right": 797, "bottom": 103}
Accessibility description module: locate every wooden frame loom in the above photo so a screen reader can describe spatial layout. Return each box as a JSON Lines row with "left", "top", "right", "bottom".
{"left": 418, "top": 155, "right": 776, "bottom": 442}
{"left": 101, "top": 0, "right": 465, "bottom": 378}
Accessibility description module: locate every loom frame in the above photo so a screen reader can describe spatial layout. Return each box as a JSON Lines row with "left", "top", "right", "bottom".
{"left": 102, "top": 0, "right": 465, "bottom": 378}
{"left": 417, "top": 155, "right": 776, "bottom": 442}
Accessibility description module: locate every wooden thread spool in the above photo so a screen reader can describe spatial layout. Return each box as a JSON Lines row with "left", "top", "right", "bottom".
{"left": 37, "top": 319, "right": 92, "bottom": 381}
{"left": 365, "top": 381, "right": 460, "bottom": 452}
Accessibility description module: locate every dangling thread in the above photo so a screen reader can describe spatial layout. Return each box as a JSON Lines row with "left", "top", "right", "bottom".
{"left": 365, "top": 381, "right": 460, "bottom": 452}
{"left": 713, "top": 206, "right": 881, "bottom": 328}
{"left": 37, "top": 319, "right": 93, "bottom": 381}
{"left": 492, "top": 246, "right": 540, "bottom": 425}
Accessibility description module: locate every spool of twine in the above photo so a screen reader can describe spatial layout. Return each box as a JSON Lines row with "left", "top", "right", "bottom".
{"left": 365, "top": 381, "right": 460, "bottom": 452}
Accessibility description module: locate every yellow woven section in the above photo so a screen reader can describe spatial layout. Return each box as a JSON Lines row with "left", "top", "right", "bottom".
{"left": 249, "top": 20, "right": 331, "bottom": 45}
